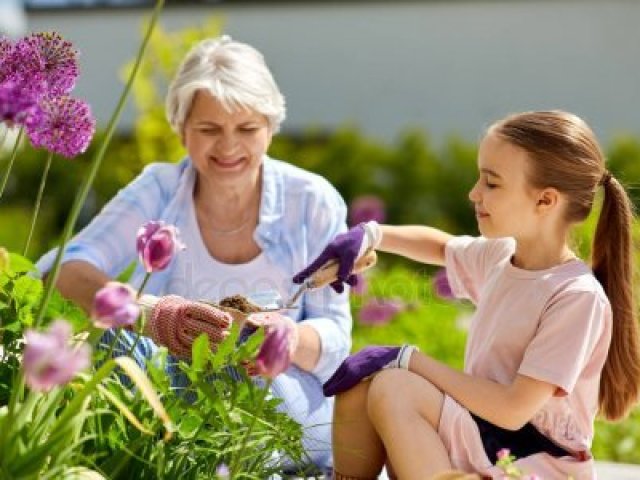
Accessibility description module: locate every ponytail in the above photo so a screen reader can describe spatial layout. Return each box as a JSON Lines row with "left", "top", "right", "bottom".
{"left": 592, "top": 175, "right": 640, "bottom": 420}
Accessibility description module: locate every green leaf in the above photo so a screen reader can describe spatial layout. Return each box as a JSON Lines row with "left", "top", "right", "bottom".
{"left": 191, "top": 333, "right": 210, "bottom": 373}
{"left": 7, "top": 253, "right": 36, "bottom": 274}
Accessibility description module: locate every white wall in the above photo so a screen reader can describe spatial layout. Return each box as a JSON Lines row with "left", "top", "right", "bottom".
{"left": 27, "top": 1, "right": 640, "bottom": 145}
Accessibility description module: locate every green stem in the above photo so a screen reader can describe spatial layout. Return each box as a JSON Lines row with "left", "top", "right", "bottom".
{"left": 23, "top": 151, "right": 54, "bottom": 257}
{"left": 105, "top": 328, "right": 123, "bottom": 360}
{"left": 0, "top": 127, "right": 24, "bottom": 201}
{"left": 33, "top": 0, "right": 164, "bottom": 329}
{"left": 125, "top": 271, "right": 152, "bottom": 358}
{"left": 229, "top": 379, "right": 272, "bottom": 478}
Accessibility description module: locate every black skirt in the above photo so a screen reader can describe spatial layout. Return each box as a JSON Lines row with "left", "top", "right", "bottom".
{"left": 470, "top": 413, "right": 573, "bottom": 464}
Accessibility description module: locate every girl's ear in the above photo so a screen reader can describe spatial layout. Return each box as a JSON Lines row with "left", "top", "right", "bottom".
{"left": 536, "top": 188, "right": 560, "bottom": 213}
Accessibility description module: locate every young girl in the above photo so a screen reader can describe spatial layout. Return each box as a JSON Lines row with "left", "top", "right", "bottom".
{"left": 293, "top": 111, "right": 640, "bottom": 479}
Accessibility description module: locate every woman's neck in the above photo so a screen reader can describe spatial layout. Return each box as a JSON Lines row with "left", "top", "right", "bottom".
{"left": 194, "top": 174, "right": 262, "bottom": 230}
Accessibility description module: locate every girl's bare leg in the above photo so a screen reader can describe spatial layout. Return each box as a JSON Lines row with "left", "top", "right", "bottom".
{"left": 332, "top": 380, "right": 386, "bottom": 479}
{"left": 367, "top": 369, "right": 452, "bottom": 480}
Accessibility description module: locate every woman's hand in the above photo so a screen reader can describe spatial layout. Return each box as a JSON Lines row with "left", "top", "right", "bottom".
{"left": 292, "top": 222, "right": 380, "bottom": 293}
{"left": 141, "top": 295, "right": 232, "bottom": 358}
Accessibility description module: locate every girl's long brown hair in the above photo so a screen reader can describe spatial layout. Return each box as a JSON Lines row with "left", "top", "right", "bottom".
{"left": 493, "top": 111, "right": 640, "bottom": 420}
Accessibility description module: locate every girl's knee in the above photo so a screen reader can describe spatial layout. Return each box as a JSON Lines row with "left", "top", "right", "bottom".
{"left": 334, "top": 380, "right": 370, "bottom": 419}
{"left": 367, "top": 369, "right": 444, "bottom": 428}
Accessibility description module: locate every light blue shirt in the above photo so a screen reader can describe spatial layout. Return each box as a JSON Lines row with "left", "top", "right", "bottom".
{"left": 37, "top": 156, "right": 352, "bottom": 468}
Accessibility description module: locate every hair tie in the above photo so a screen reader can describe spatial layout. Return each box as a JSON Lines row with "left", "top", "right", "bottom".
{"left": 599, "top": 170, "right": 612, "bottom": 187}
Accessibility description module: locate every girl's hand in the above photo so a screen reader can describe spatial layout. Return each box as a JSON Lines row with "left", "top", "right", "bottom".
{"left": 322, "top": 344, "right": 417, "bottom": 396}
{"left": 293, "top": 222, "right": 380, "bottom": 293}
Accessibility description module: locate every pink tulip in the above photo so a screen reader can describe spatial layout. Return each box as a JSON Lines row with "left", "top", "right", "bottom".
{"left": 136, "top": 220, "right": 185, "bottom": 273}
{"left": 496, "top": 448, "right": 511, "bottom": 461}
{"left": 432, "top": 268, "right": 454, "bottom": 300}
{"left": 254, "top": 320, "right": 292, "bottom": 379}
{"left": 358, "top": 298, "right": 405, "bottom": 326}
{"left": 23, "top": 320, "right": 90, "bottom": 392}
{"left": 348, "top": 195, "right": 386, "bottom": 227}
{"left": 92, "top": 281, "right": 140, "bottom": 329}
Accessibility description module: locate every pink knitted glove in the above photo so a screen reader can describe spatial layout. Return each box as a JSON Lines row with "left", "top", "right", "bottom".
{"left": 144, "top": 295, "right": 232, "bottom": 358}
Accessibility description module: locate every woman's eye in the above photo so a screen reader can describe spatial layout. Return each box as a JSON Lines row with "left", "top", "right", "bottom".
{"left": 240, "top": 127, "right": 258, "bottom": 133}
{"left": 485, "top": 180, "right": 497, "bottom": 189}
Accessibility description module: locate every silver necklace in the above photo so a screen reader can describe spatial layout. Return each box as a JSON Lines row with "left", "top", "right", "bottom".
{"left": 210, "top": 213, "right": 255, "bottom": 236}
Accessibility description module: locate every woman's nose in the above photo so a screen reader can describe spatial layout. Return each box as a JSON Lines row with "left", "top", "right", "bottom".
{"left": 216, "top": 132, "right": 238, "bottom": 154}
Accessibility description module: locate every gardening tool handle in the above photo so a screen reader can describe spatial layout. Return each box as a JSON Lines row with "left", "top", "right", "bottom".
{"left": 309, "top": 249, "right": 378, "bottom": 289}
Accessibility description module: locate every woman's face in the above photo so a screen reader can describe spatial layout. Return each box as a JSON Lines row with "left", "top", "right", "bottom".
{"left": 182, "top": 90, "right": 273, "bottom": 188}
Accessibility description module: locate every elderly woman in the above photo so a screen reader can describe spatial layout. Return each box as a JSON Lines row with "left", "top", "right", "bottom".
{"left": 36, "top": 36, "right": 351, "bottom": 470}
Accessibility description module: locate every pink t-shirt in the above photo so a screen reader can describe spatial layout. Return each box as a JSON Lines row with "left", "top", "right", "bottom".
{"left": 445, "top": 236, "right": 612, "bottom": 454}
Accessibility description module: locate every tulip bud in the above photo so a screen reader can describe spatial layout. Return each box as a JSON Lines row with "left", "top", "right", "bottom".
{"left": 254, "top": 321, "right": 292, "bottom": 379}
{"left": 92, "top": 281, "right": 140, "bottom": 329}
{"left": 23, "top": 319, "right": 91, "bottom": 392}
{"left": 136, "top": 220, "right": 185, "bottom": 273}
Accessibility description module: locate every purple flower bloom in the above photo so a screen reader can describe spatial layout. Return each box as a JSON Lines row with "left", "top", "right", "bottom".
{"left": 0, "top": 36, "right": 12, "bottom": 66}
{"left": 19, "top": 32, "right": 79, "bottom": 97}
{"left": 349, "top": 195, "right": 386, "bottom": 227}
{"left": 350, "top": 273, "right": 368, "bottom": 296}
{"left": 1, "top": 37, "right": 47, "bottom": 98}
{"left": 255, "top": 321, "right": 292, "bottom": 379}
{"left": 0, "top": 79, "right": 41, "bottom": 125}
{"left": 92, "top": 282, "right": 140, "bottom": 329}
{"left": 215, "top": 464, "right": 230, "bottom": 479}
{"left": 136, "top": 220, "right": 185, "bottom": 273}
{"left": 358, "top": 298, "right": 405, "bottom": 326}
{"left": 432, "top": 268, "right": 455, "bottom": 300}
{"left": 25, "top": 95, "right": 95, "bottom": 158}
{"left": 23, "top": 319, "right": 91, "bottom": 392}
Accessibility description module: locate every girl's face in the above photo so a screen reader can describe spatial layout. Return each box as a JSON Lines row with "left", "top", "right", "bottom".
{"left": 468, "top": 132, "right": 543, "bottom": 240}
{"left": 182, "top": 90, "right": 273, "bottom": 189}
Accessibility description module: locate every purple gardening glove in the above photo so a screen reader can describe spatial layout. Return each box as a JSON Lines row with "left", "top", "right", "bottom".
{"left": 293, "top": 224, "right": 366, "bottom": 293}
{"left": 323, "top": 346, "right": 401, "bottom": 397}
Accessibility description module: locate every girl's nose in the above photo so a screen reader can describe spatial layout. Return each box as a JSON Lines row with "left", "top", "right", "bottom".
{"left": 468, "top": 181, "right": 480, "bottom": 203}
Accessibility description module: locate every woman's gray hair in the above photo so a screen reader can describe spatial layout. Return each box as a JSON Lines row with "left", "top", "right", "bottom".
{"left": 166, "top": 35, "right": 286, "bottom": 134}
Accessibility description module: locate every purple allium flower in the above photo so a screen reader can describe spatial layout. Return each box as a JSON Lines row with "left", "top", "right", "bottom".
{"left": 255, "top": 320, "right": 292, "bottom": 379}
{"left": 0, "top": 36, "right": 12, "bottom": 66}
{"left": 215, "top": 464, "right": 230, "bottom": 479}
{"left": 23, "top": 319, "right": 91, "bottom": 392}
{"left": 92, "top": 281, "right": 140, "bottom": 329}
{"left": 0, "top": 79, "right": 41, "bottom": 125}
{"left": 358, "top": 298, "right": 405, "bottom": 326}
{"left": 350, "top": 273, "right": 368, "bottom": 296}
{"left": 349, "top": 195, "right": 386, "bottom": 227}
{"left": 20, "top": 32, "right": 79, "bottom": 97}
{"left": 136, "top": 220, "right": 185, "bottom": 273}
{"left": 432, "top": 268, "right": 455, "bottom": 300}
{"left": 25, "top": 95, "right": 95, "bottom": 158}
{"left": 1, "top": 37, "right": 47, "bottom": 97}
